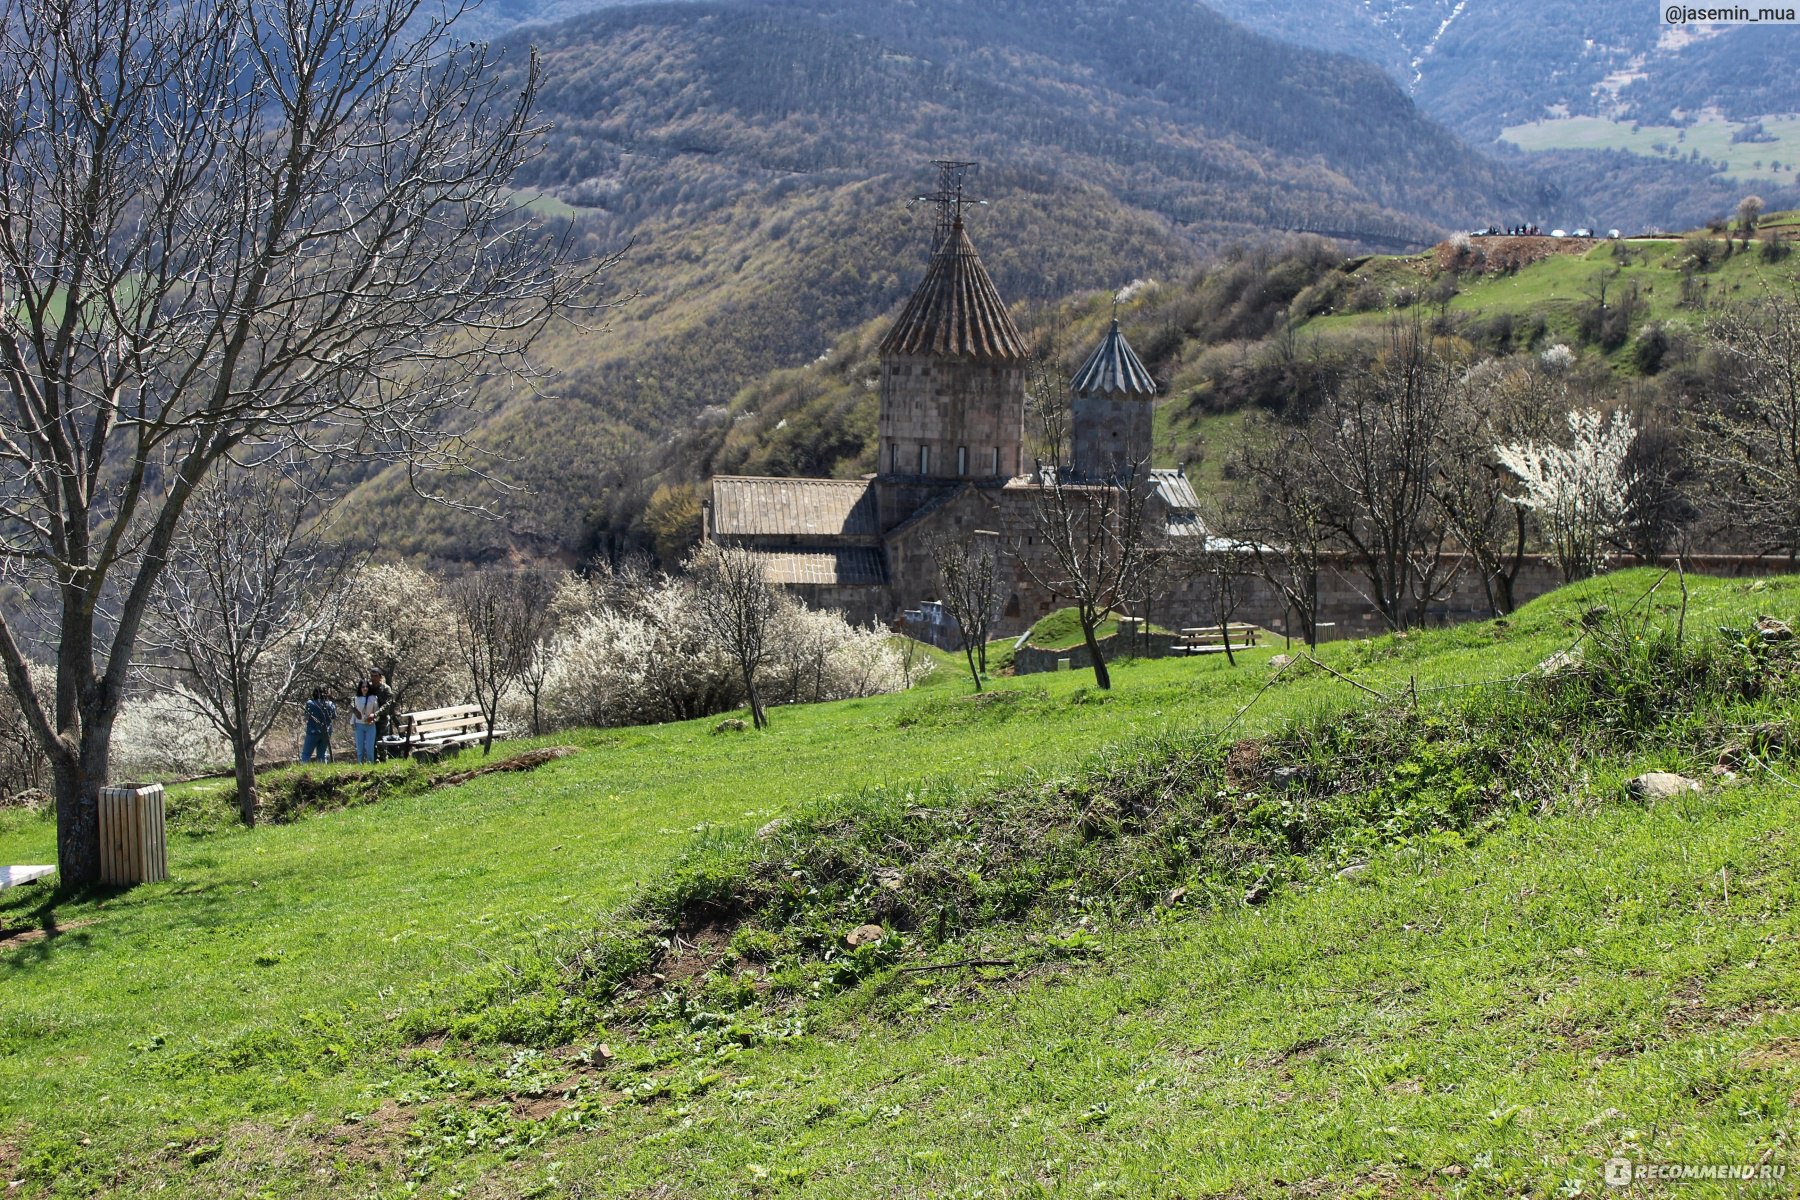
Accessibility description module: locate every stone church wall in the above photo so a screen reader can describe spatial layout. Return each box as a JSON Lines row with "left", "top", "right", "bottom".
{"left": 876, "top": 355, "right": 1025, "bottom": 488}
{"left": 1070, "top": 393, "right": 1153, "bottom": 482}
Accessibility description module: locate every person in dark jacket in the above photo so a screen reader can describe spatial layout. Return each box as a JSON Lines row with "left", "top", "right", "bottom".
{"left": 301, "top": 686, "right": 337, "bottom": 763}
{"left": 367, "top": 669, "right": 395, "bottom": 729}
{"left": 368, "top": 668, "right": 396, "bottom": 756}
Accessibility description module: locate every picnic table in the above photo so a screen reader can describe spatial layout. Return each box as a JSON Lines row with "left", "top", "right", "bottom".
{"left": 1172, "top": 623, "right": 1261, "bottom": 656}
{"left": 0, "top": 865, "right": 54, "bottom": 890}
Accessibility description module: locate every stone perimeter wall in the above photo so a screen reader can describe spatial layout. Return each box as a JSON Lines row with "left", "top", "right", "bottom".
{"left": 895, "top": 551, "right": 1792, "bottom": 668}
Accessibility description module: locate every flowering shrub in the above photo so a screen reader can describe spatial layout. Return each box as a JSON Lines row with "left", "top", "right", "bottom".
{"left": 540, "top": 572, "right": 911, "bottom": 731}
{"left": 1497, "top": 407, "right": 1636, "bottom": 582}
{"left": 111, "top": 690, "right": 233, "bottom": 780}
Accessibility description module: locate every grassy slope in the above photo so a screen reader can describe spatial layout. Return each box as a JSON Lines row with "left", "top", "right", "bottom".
{"left": 1301, "top": 233, "right": 1791, "bottom": 349}
{"left": 2, "top": 570, "right": 1797, "bottom": 1197}
{"left": 1153, "top": 228, "right": 1799, "bottom": 467}
{"left": 563, "top": 775, "right": 1800, "bottom": 1198}
{"left": 0, "top": 649, "right": 1299, "bottom": 1192}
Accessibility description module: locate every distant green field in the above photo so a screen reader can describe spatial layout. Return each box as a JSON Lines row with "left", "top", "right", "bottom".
{"left": 1295, "top": 232, "right": 1796, "bottom": 376}
{"left": 3, "top": 570, "right": 1798, "bottom": 1197}
{"left": 1500, "top": 112, "right": 1800, "bottom": 185}
{"left": 505, "top": 187, "right": 583, "bottom": 220}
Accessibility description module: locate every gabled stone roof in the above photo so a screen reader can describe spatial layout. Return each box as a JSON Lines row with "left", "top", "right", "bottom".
{"left": 878, "top": 219, "right": 1027, "bottom": 363}
{"left": 1072, "top": 319, "right": 1157, "bottom": 399}
{"left": 749, "top": 548, "right": 888, "bottom": 587}
{"left": 709, "top": 476, "right": 880, "bottom": 540}
{"left": 1149, "top": 467, "right": 1199, "bottom": 511}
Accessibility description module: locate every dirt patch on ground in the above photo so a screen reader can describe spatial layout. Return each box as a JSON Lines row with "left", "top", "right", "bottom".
{"left": 507, "top": 1088, "right": 574, "bottom": 1121}
{"left": 326, "top": 1100, "right": 413, "bottom": 1166}
{"left": 1432, "top": 235, "right": 1598, "bottom": 275}
{"left": 0, "top": 918, "right": 96, "bottom": 951}
{"left": 1740, "top": 1038, "right": 1800, "bottom": 1069}
{"left": 619, "top": 924, "right": 733, "bottom": 997}
{"left": 432, "top": 746, "right": 580, "bottom": 789}
{"left": 1289, "top": 1168, "right": 1444, "bottom": 1198}
{"left": 1665, "top": 978, "right": 1790, "bottom": 1033}
{"left": 1224, "top": 739, "right": 1266, "bottom": 787}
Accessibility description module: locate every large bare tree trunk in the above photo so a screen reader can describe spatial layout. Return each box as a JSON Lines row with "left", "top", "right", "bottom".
{"left": 51, "top": 747, "right": 103, "bottom": 886}
{"left": 1080, "top": 614, "right": 1112, "bottom": 690}
{"left": 53, "top": 601, "right": 111, "bottom": 884}
{"left": 232, "top": 731, "right": 259, "bottom": 828}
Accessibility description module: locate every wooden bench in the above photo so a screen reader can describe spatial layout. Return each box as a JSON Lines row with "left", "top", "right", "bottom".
{"left": 1172, "top": 623, "right": 1261, "bottom": 656}
{"left": 392, "top": 704, "right": 491, "bottom": 761}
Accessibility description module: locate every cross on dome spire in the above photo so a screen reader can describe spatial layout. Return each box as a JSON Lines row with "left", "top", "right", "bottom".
{"left": 918, "top": 159, "right": 981, "bottom": 249}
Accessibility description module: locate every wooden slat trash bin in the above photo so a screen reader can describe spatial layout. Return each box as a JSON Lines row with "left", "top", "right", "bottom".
{"left": 99, "top": 784, "right": 167, "bottom": 886}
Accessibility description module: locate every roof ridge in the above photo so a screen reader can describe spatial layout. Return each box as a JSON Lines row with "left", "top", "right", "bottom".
{"left": 709, "top": 474, "right": 871, "bottom": 485}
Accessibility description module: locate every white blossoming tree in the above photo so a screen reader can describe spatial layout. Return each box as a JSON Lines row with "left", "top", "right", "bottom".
{"left": 1496, "top": 409, "right": 1637, "bottom": 583}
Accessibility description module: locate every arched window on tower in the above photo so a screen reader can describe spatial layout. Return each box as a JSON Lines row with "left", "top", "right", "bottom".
{"left": 918, "top": 445, "right": 930, "bottom": 475}
{"left": 956, "top": 446, "right": 968, "bottom": 476}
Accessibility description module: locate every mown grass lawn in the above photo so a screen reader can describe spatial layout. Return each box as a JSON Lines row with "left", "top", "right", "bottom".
{"left": 0, "top": 640, "right": 1300, "bottom": 1193}
{"left": 1, "top": 568, "right": 1795, "bottom": 1197}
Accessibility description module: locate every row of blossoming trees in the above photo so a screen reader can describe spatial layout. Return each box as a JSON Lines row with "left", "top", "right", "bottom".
{"left": 0, "top": 545, "right": 914, "bottom": 823}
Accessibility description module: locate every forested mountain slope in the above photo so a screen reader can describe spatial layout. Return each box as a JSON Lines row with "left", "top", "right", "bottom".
{"left": 1204, "top": 0, "right": 1800, "bottom": 221}
{"left": 1203, "top": 0, "right": 1800, "bottom": 140}
{"left": 345, "top": 0, "right": 1546, "bottom": 561}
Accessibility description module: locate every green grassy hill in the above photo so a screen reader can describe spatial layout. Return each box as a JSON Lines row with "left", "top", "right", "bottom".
{"left": 692, "top": 221, "right": 1800, "bottom": 495}
{"left": 4, "top": 569, "right": 1800, "bottom": 1196}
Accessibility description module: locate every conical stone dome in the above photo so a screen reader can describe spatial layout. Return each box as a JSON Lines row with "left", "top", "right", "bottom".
{"left": 1071, "top": 319, "right": 1156, "bottom": 398}
{"left": 879, "top": 219, "right": 1027, "bottom": 362}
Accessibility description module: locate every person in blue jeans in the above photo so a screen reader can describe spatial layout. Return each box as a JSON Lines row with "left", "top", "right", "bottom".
{"left": 351, "top": 680, "right": 380, "bottom": 764}
{"left": 301, "top": 686, "right": 337, "bottom": 763}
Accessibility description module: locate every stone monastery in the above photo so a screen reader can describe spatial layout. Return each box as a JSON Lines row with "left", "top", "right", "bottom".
{"left": 703, "top": 207, "right": 1202, "bottom": 639}
{"left": 705, "top": 187, "right": 1779, "bottom": 647}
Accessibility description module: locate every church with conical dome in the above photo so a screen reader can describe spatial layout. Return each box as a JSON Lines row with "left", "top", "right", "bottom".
{"left": 703, "top": 199, "right": 1199, "bottom": 638}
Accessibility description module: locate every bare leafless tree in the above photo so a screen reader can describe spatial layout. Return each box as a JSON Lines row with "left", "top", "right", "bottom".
{"left": 1698, "top": 286, "right": 1800, "bottom": 559}
{"left": 139, "top": 464, "right": 356, "bottom": 824}
{"left": 1311, "top": 321, "right": 1463, "bottom": 629}
{"left": 691, "top": 544, "right": 781, "bottom": 729}
{"left": 1015, "top": 361, "right": 1155, "bottom": 690}
{"left": 449, "top": 571, "right": 555, "bottom": 755}
{"left": 1167, "top": 507, "right": 1254, "bottom": 666}
{"left": 928, "top": 530, "right": 1001, "bottom": 691}
{"left": 511, "top": 571, "right": 562, "bottom": 737}
{"left": 0, "top": 0, "right": 601, "bottom": 883}
{"left": 1227, "top": 424, "right": 1332, "bottom": 647}
{"left": 1430, "top": 359, "right": 1562, "bottom": 615}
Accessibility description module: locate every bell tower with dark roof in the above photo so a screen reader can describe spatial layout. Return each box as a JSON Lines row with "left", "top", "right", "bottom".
{"left": 875, "top": 165, "right": 1026, "bottom": 504}
{"left": 1069, "top": 317, "right": 1157, "bottom": 483}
